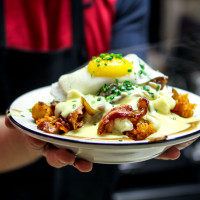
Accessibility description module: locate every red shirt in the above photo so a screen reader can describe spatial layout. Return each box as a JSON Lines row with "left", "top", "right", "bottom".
{"left": 4, "top": 0, "right": 116, "bottom": 58}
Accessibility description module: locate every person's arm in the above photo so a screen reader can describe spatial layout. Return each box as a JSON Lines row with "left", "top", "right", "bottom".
{"left": 0, "top": 115, "right": 92, "bottom": 173}
{"left": 0, "top": 115, "right": 41, "bottom": 173}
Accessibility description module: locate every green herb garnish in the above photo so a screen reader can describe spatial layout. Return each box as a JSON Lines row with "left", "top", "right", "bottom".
{"left": 156, "top": 85, "right": 160, "bottom": 91}
{"left": 128, "top": 68, "right": 132, "bottom": 72}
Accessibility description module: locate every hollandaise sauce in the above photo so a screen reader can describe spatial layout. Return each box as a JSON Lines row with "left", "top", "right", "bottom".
{"left": 53, "top": 85, "right": 200, "bottom": 141}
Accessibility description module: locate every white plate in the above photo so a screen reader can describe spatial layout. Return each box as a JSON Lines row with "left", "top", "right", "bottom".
{"left": 8, "top": 86, "right": 200, "bottom": 164}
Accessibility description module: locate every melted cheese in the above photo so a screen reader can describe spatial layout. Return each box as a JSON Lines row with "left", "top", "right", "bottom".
{"left": 55, "top": 86, "right": 200, "bottom": 141}
{"left": 65, "top": 112, "right": 199, "bottom": 140}
{"left": 113, "top": 118, "right": 133, "bottom": 133}
{"left": 55, "top": 99, "right": 82, "bottom": 118}
{"left": 149, "top": 95, "right": 176, "bottom": 114}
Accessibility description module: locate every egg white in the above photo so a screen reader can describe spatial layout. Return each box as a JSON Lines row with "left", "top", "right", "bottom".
{"left": 51, "top": 54, "right": 167, "bottom": 99}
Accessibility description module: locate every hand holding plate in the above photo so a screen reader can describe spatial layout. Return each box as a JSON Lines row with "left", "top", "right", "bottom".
{"left": 156, "top": 138, "right": 198, "bottom": 160}
{"left": 5, "top": 114, "right": 93, "bottom": 172}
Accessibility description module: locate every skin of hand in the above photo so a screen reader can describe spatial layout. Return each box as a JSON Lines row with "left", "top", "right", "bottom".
{"left": 5, "top": 115, "right": 93, "bottom": 172}
{"left": 156, "top": 138, "right": 198, "bottom": 160}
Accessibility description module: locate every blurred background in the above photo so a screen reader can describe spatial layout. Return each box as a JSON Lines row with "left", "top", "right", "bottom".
{"left": 112, "top": 0, "right": 200, "bottom": 200}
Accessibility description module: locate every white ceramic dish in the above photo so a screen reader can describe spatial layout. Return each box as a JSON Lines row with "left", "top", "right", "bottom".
{"left": 8, "top": 86, "right": 200, "bottom": 164}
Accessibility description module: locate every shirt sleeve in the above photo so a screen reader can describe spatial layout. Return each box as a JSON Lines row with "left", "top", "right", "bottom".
{"left": 111, "top": 0, "right": 150, "bottom": 59}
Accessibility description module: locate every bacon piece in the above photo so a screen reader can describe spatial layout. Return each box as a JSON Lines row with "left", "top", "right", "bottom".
{"left": 37, "top": 106, "right": 85, "bottom": 134}
{"left": 50, "top": 100, "right": 60, "bottom": 112}
{"left": 67, "top": 105, "right": 85, "bottom": 129}
{"left": 153, "top": 77, "right": 167, "bottom": 89}
{"left": 37, "top": 121, "right": 59, "bottom": 134}
{"left": 97, "top": 98, "right": 149, "bottom": 135}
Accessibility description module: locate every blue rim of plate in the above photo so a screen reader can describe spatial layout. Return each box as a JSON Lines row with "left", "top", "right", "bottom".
{"left": 8, "top": 109, "right": 200, "bottom": 146}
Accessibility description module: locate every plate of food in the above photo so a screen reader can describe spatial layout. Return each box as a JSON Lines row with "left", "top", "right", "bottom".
{"left": 8, "top": 53, "right": 200, "bottom": 164}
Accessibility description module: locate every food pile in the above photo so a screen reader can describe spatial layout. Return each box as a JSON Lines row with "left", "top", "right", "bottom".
{"left": 32, "top": 53, "right": 197, "bottom": 141}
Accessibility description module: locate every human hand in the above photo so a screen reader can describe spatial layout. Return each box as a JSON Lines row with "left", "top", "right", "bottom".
{"left": 5, "top": 115, "right": 93, "bottom": 172}
{"left": 156, "top": 138, "right": 198, "bottom": 160}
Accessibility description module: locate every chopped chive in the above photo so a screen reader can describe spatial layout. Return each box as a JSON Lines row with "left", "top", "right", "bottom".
{"left": 140, "top": 64, "right": 145, "bottom": 69}
{"left": 72, "top": 104, "right": 76, "bottom": 109}
{"left": 98, "top": 53, "right": 123, "bottom": 61}
{"left": 142, "top": 85, "right": 150, "bottom": 91}
{"left": 151, "top": 93, "right": 155, "bottom": 98}
{"left": 156, "top": 85, "right": 160, "bottom": 91}
{"left": 97, "top": 97, "right": 101, "bottom": 101}
{"left": 91, "top": 71, "right": 95, "bottom": 77}
{"left": 138, "top": 69, "right": 147, "bottom": 76}
{"left": 115, "top": 89, "right": 121, "bottom": 96}
{"left": 110, "top": 95, "right": 115, "bottom": 100}
{"left": 115, "top": 54, "right": 123, "bottom": 59}
{"left": 96, "top": 58, "right": 101, "bottom": 63}
{"left": 118, "top": 83, "right": 123, "bottom": 89}
{"left": 148, "top": 92, "right": 155, "bottom": 98}
{"left": 128, "top": 68, "right": 132, "bottom": 72}
{"left": 111, "top": 86, "right": 116, "bottom": 92}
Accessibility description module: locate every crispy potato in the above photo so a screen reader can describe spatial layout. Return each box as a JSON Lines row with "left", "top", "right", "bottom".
{"left": 32, "top": 102, "right": 53, "bottom": 121}
{"left": 36, "top": 115, "right": 56, "bottom": 125}
{"left": 172, "top": 90, "right": 197, "bottom": 118}
{"left": 172, "top": 100, "right": 196, "bottom": 118}
{"left": 125, "top": 120, "right": 156, "bottom": 140}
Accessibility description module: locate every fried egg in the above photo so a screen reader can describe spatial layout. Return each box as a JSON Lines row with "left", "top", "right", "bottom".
{"left": 51, "top": 54, "right": 167, "bottom": 99}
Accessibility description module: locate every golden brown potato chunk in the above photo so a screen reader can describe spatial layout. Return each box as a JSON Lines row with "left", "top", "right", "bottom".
{"left": 32, "top": 102, "right": 53, "bottom": 121}
{"left": 125, "top": 119, "right": 156, "bottom": 140}
{"left": 171, "top": 90, "right": 197, "bottom": 118}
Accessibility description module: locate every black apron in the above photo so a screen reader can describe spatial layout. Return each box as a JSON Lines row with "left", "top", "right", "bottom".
{"left": 0, "top": 1, "right": 87, "bottom": 200}
{"left": 0, "top": 1, "right": 119, "bottom": 199}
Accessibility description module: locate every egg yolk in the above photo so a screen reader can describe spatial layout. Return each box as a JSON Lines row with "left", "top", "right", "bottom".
{"left": 87, "top": 54, "right": 133, "bottom": 77}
